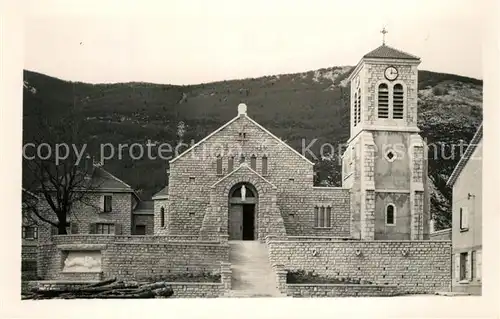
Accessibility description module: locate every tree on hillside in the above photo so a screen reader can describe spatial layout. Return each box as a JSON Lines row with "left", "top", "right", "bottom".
{"left": 22, "top": 84, "right": 100, "bottom": 234}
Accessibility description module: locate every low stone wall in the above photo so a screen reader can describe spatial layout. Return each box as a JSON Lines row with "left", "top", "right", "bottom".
{"left": 286, "top": 283, "right": 399, "bottom": 297}
{"left": 58, "top": 272, "right": 103, "bottom": 281}
{"left": 168, "top": 283, "right": 224, "bottom": 298}
{"left": 38, "top": 235, "right": 229, "bottom": 281}
{"left": 429, "top": 229, "right": 452, "bottom": 240}
{"left": 267, "top": 238, "right": 452, "bottom": 294}
{"left": 25, "top": 263, "right": 232, "bottom": 298}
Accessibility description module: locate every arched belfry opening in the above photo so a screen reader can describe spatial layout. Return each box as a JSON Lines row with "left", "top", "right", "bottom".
{"left": 228, "top": 183, "right": 258, "bottom": 240}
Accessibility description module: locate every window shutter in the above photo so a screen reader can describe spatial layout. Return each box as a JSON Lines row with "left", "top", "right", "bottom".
{"left": 463, "top": 208, "right": 469, "bottom": 229}
{"left": 326, "top": 207, "right": 331, "bottom": 228}
{"left": 454, "top": 254, "right": 460, "bottom": 281}
{"left": 467, "top": 251, "right": 473, "bottom": 281}
{"left": 392, "top": 84, "right": 404, "bottom": 119}
{"left": 477, "top": 250, "right": 482, "bottom": 280}
{"left": 377, "top": 84, "right": 389, "bottom": 118}
{"left": 115, "top": 223, "right": 122, "bottom": 235}
{"left": 99, "top": 195, "right": 104, "bottom": 212}
{"left": 262, "top": 156, "right": 268, "bottom": 176}
{"left": 314, "top": 206, "right": 319, "bottom": 227}
{"left": 89, "top": 223, "right": 96, "bottom": 234}
{"left": 216, "top": 156, "right": 223, "bottom": 175}
{"left": 70, "top": 222, "right": 79, "bottom": 234}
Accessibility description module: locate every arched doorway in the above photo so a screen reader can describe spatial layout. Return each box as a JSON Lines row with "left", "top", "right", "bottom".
{"left": 228, "top": 183, "right": 257, "bottom": 240}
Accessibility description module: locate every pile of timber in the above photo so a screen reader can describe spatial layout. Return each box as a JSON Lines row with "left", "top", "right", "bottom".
{"left": 23, "top": 278, "right": 174, "bottom": 299}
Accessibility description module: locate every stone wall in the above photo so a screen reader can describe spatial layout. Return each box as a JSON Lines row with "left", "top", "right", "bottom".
{"left": 168, "top": 283, "right": 224, "bottom": 298}
{"left": 37, "top": 235, "right": 229, "bottom": 281}
{"left": 429, "top": 228, "right": 451, "bottom": 240}
{"left": 267, "top": 238, "right": 451, "bottom": 294}
{"left": 132, "top": 214, "right": 154, "bottom": 235}
{"left": 154, "top": 198, "right": 168, "bottom": 235}
{"left": 295, "top": 187, "right": 350, "bottom": 237}
{"left": 22, "top": 244, "right": 38, "bottom": 280}
{"left": 167, "top": 113, "right": 316, "bottom": 238}
{"left": 37, "top": 192, "right": 135, "bottom": 243}
{"left": 285, "top": 283, "right": 399, "bottom": 297}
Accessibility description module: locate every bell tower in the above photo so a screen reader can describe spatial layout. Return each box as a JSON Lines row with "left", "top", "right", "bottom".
{"left": 342, "top": 36, "right": 429, "bottom": 241}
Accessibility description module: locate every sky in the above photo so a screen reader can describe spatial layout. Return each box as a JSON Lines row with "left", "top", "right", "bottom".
{"left": 23, "top": 0, "right": 486, "bottom": 85}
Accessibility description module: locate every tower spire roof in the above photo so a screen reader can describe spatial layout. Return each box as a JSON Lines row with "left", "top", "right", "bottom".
{"left": 363, "top": 44, "right": 420, "bottom": 60}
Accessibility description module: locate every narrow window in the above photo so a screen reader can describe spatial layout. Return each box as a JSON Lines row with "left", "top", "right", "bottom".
{"left": 357, "top": 88, "right": 361, "bottom": 125}
{"left": 326, "top": 206, "right": 332, "bottom": 228}
{"left": 314, "top": 206, "right": 319, "bottom": 227}
{"left": 228, "top": 156, "right": 234, "bottom": 172}
{"left": 262, "top": 156, "right": 268, "bottom": 175}
{"left": 386, "top": 204, "right": 395, "bottom": 225}
{"left": 319, "top": 207, "right": 325, "bottom": 227}
{"left": 471, "top": 250, "right": 476, "bottom": 280}
{"left": 104, "top": 195, "right": 112, "bottom": 212}
{"left": 240, "top": 155, "right": 245, "bottom": 164}
{"left": 460, "top": 207, "right": 469, "bottom": 230}
{"left": 353, "top": 92, "right": 358, "bottom": 126}
{"left": 160, "top": 207, "right": 165, "bottom": 227}
{"left": 459, "top": 252, "right": 468, "bottom": 280}
{"left": 378, "top": 83, "right": 389, "bottom": 118}
{"left": 392, "top": 84, "right": 404, "bottom": 119}
{"left": 250, "top": 155, "right": 257, "bottom": 170}
{"left": 216, "top": 155, "right": 223, "bottom": 175}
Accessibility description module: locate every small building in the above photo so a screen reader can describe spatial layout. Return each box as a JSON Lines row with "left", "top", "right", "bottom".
{"left": 447, "top": 123, "right": 482, "bottom": 295}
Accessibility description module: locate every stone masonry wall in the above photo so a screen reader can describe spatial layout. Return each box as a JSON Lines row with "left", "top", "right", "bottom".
{"left": 296, "top": 188, "right": 350, "bottom": 237}
{"left": 429, "top": 228, "right": 452, "bottom": 240}
{"left": 267, "top": 239, "right": 451, "bottom": 294}
{"left": 38, "top": 235, "right": 229, "bottom": 281}
{"left": 168, "top": 114, "right": 315, "bottom": 237}
{"left": 286, "top": 283, "right": 399, "bottom": 297}
{"left": 363, "top": 62, "right": 419, "bottom": 128}
{"left": 22, "top": 244, "right": 38, "bottom": 280}
{"left": 132, "top": 214, "right": 154, "bottom": 235}
{"left": 37, "top": 192, "right": 135, "bottom": 243}
{"left": 154, "top": 198, "right": 168, "bottom": 235}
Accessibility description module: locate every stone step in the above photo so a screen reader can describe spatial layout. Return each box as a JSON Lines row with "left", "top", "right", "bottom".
{"left": 228, "top": 240, "right": 282, "bottom": 297}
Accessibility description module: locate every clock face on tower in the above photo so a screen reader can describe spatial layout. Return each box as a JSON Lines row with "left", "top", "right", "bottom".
{"left": 384, "top": 66, "right": 399, "bottom": 81}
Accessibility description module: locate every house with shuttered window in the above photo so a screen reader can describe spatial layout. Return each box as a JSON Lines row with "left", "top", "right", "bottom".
{"left": 447, "top": 123, "right": 482, "bottom": 295}
{"left": 35, "top": 165, "right": 155, "bottom": 242}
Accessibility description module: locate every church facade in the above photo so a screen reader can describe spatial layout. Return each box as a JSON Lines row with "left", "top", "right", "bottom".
{"left": 155, "top": 44, "right": 430, "bottom": 242}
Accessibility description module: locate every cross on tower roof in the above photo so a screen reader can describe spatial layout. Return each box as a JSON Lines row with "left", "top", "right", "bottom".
{"left": 381, "top": 27, "right": 388, "bottom": 45}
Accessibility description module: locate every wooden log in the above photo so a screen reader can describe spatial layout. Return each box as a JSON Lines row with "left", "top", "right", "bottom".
{"left": 82, "top": 278, "right": 117, "bottom": 288}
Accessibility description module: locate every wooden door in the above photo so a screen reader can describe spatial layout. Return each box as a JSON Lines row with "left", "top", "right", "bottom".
{"left": 229, "top": 204, "right": 243, "bottom": 240}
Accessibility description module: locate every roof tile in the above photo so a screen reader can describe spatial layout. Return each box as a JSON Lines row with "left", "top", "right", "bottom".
{"left": 363, "top": 45, "right": 420, "bottom": 60}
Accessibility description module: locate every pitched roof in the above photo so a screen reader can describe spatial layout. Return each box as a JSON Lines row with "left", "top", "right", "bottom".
{"left": 447, "top": 123, "right": 483, "bottom": 187}
{"left": 91, "top": 166, "right": 134, "bottom": 192}
{"left": 133, "top": 200, "right": 154, "bottom": 214}
{"left": 152, "top": 186, "right": 169, "bottom": 199}
{"left": 363, "top": 44, "right": 420, "bottom": 61}
{"left": 170, "top": 109, "right": 314, "bottom": 165}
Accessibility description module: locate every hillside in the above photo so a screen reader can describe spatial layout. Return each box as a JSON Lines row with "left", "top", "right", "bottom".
{"left": 22, "top": 67, "right": 483, "bottom": 229}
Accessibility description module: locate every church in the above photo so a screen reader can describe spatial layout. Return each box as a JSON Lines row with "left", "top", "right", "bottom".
{"left": 28, "top": 42, "right": 450, "bottom": 298}
{"left": 154, "top": 43, "right": 430, "bottom": 242}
